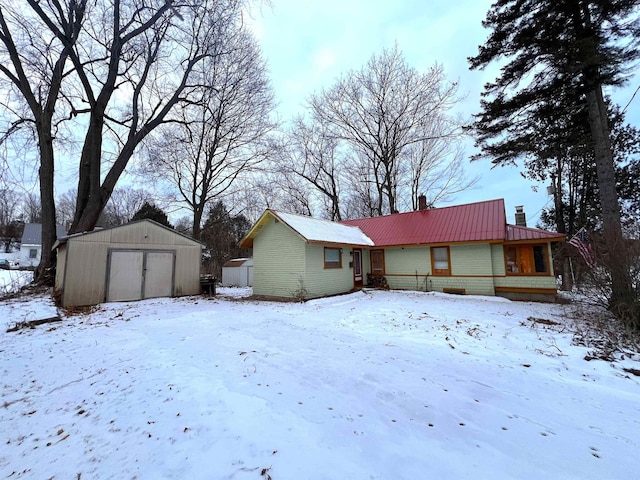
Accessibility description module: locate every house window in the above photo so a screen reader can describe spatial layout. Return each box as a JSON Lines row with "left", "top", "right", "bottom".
{"left": 324, "top": 247, "right": 342, "bottom": 269}
{"left": 431, "top": 246, "right": 450, "bottom": 276}
{"left": 29, "top": 249, "right": 38, "bottom": 259}
{"left": 370, "top": 249, "right": 385, "bottom": 275}
{"left": 505, "top": 245, "right": 549, "bottom": 275}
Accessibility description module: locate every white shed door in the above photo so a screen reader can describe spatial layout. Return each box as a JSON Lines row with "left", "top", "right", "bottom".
{"left": 107, "top": 251, "right": 144, "bottom": 302}
{"left": 144, "top": 252, "right": 174, "bottom": 299}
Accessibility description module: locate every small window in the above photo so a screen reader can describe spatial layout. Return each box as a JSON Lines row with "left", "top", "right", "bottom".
{"left": 505, "top": 245, "right": 549, "bottom": 275}
{"left": 431, "top": 246, "right": 450, "bottom": 276}
{"left": 29, "top": 249, "right": 38, "bottom": 259}
{"left": 370, "top": 249, "right": 385, "bottom": 275}
{"left": 324, "top": 247, "right": 342, "bottom": 269}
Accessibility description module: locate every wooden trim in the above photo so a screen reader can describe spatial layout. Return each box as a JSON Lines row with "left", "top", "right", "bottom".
{"left": 308, "top": 240, "right": 371, "bottom": 248}
{"left": 324, "top": 246, "right": 342, "bottom": 269}
{"left": 494, "top": 287, "right": 557, "bottom": 294}
{"left": 383, "top": 273, "right": 496, "bottom": 278}
{"left": 430, "top": 246, "right": 451, "bottom": 276}
{"left": 503, "top": 239, "right": 563, "bottom": 245}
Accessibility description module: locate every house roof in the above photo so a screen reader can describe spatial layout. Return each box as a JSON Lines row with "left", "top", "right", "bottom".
{"left": 21, "top": 223, "right": 67, "bottom": 245}
{"left": 239, "top": 210, "right": 375, "bottom": 249}
{"left": 341, "top": 199, "right": 509, "bottom": 246}
{"left": 241, "top": 200, "right": 564, "bottom": 250}
{"left": 505, "top": 224, "right": 565, "bottom": 242}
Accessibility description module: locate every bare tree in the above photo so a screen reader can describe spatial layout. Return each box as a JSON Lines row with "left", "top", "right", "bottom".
{"left": 277, "top": 116, "right": 344, "bottom": 220}
{"left": 405, "top": 119, "right": 477, "bottom": 211}
{"left": 309, "top": 45, "right": 464, "bottom": 216}
{"left": 0, "top": 187, "right": 21, "bottom": 252}
{"left": 100, "top": 186, "right": 151, "bottom": 227}
{"left": 23, "top": 192, "right": 42, "bottom": 223}
{"left": 0, "top": 1, "right": 86, "bottom": 280}
{"left": 145, "top": 27, "right": 276, "bottom": 239}
{"left": 0, "top": 0, "right": 249, "bottom": 281}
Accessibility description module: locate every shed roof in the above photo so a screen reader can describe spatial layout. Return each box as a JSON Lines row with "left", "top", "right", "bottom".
{"left": 21, "top": 223, "right": 67, "bottom": 245}
{"left": 52, "top": 219, "right": 204, "bottom": 250}
{"left": 223, "top": 258, "right": 253, "bottom": 268}
{"left": 341, "top": 199, "right": 508, "bottom": 246}
{"left": 239, "top": 210, "right": 374, "bottom": 249}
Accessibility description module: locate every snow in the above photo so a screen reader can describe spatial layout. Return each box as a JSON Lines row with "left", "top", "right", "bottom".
{"left": 274, "top": 210, "right": 375, "bottom": 246}
{"left": 0, "top": 270, "right": 34, "bottom": 297}
{"left": 1, "top": 289, "right": 639, "bottom": 479}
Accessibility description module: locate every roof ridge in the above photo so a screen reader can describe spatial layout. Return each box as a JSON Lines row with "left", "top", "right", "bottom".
{"left": 342, "top": 198, "right": 504, "bottom": 222}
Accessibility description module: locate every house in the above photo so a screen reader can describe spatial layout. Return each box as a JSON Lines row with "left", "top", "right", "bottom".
{"left": 239, "top": 199, "right": 565, "bottom": 301}
{"left": 221, "top": 258, "right": 253, "bottom": 287}
{"left": 53, "top": 219, "right": 203, "bottom": 307}
{"left": 20, "top": 223, "right": 67, "bottom": 268}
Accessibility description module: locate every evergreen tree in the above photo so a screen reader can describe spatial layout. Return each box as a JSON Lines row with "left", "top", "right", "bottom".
{"left": 200, "top": 201, "right": 251, "bottom": 277}
{"left": 131, "top": 202, "right": 173, "bottom": 229}
{"left": 469, "top": 0, "right": 640, "bottom": 316}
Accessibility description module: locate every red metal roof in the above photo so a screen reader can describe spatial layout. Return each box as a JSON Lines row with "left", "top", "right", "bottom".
{"left": 505, "top": 225, "right": 565, "bottom": 242}
{"left": 341, "top": 199, "right": 508, "bottom": 246}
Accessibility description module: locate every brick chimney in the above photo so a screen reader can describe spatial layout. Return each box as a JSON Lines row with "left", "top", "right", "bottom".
{"left": 515, "top": 206, "right": 527, "bottom": 227}
{"left": 418, "top": 195, "right": 428, "bottom": 211}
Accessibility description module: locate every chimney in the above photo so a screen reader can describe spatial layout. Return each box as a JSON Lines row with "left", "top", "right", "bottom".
{"left": 418, "top": 195, "right": 427, "bottom": 211}
{"left": 515, "top": 206, "right": 527, "bottom": 227}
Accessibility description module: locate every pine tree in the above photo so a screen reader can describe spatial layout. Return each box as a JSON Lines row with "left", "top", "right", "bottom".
{"left": 131, "top": 202, "right": 173, "bottom": 229}
{"left": 469, "top": 0, "right": 640, "bottom": 316}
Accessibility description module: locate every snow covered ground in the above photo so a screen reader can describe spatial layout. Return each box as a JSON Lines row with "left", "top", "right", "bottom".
{"left": 1, "top": 288, "right": 639, "bottom": 479}
{"left": 0, "top": 270, "right": 33, "bottom": 297}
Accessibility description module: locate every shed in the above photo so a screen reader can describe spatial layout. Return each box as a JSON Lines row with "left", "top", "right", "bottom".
{"left": 53, "top": 219, "right": 203, "bottom": 307}
{"left": 221, "top": 258, "right": 253, "bottom": 287}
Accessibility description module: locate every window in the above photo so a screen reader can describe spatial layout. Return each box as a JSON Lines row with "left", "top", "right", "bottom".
{"left": 29, "top": 249, "right": 38, "bottom": 259}
{"left": 431, "top": 246, "right": 450, "bottom": 276}
{"left": 324, "top": 247, "right": 342, "bottom": 269}
{"left": 505, "top": 245, "right": 549, "bottom": 275}
{"left": 370, "top": 249, "right": 385, "bottom": 275}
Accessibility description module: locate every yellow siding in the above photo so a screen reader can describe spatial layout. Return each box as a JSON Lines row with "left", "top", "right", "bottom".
{"left": 253, "top": 218, "right": 306, "bottom": 298}
{"left": 494, "top": 275, "right": 557, "bottom": 290}
{"left": 383, "top": 247, "right": 430, "bottom": 291}
{"left": 427, "top": 277, "right": 496, "bottom": 296}
{"left": 450, "top": 244, "right": 493, "bottom": 275}
{"left": 491, "top": 245, "right": 506, "bottom": 276}
{"left": 304, "top": 244, "right": 353, "bottom": 298}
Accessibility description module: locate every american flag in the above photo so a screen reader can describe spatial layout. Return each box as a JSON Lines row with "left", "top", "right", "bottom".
{"left": 568, "top": 227, "right": 595, "bottom": 268}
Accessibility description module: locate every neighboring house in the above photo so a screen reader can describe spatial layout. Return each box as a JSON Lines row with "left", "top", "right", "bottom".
{"left": 53, "top": 219, "right": 203, "bottom": 307}
{"left": 221, "top": 258, "right": 253, "bottom": 287}
{"left": 20, "top": 223, "right": 67, "bottom": 268}
{"left": 239, "top": 199, "right": 565, "bottom": 301}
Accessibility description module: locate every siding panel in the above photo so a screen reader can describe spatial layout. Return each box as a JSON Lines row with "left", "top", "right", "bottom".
{"left": 253, "top": 218, "right": 306, "bottom": 298}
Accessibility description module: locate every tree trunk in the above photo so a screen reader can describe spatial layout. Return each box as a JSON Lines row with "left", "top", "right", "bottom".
{"left": 35, "top": 119, "right": 57, "bottom": 284}
{"left": 192, "top": 207, "right": 204, "bottom": 241}
{"left": 585, "top": 86, "right": 633, "bottom": 308}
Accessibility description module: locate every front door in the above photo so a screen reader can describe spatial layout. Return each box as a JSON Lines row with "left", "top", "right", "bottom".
{"left": 353, "top": 248, "right": 363, "bottom": 288}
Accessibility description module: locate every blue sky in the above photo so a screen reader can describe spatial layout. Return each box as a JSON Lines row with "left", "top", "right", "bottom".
{"left": 246, "top": 0, "right": 640, "bottom": 227}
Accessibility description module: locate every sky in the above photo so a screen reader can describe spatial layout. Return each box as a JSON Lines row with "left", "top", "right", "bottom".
{"left": 245, "top": 0, "right": 640, "bottom": 227}
{"left": 2, "top": 286, "right": 639, "bottom": 478}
